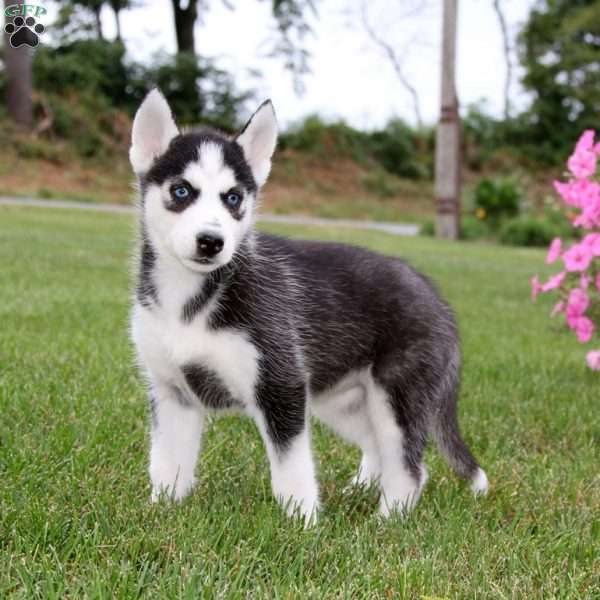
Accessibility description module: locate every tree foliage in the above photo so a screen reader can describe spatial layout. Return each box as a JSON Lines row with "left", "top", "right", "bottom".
{"left": 43, "top": 0, "right": 316, "bottom": 133}
{"left": 32, "top": 40, "right": 250, "bottom": 130}
{"left": 518, "top": 0, "right": 600, "bottom": 162}
{"left": 148, "top": 52, "right": 253, "bottom": 129}
{"left": 264, "top": 0, "right": 316, "bottom": 92}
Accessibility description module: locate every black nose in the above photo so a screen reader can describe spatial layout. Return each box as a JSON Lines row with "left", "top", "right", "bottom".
{"left": 196, "top": 233, "right": 224, "bottom": 258}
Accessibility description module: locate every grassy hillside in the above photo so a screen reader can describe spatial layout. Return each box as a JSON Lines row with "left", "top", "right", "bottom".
{"left": 0, "top": 129, "right": 433, "bottom": 223}
{"left": 0, "top": 111, "right": 558, "bottom": 226}
{"left": 1, "top": 205, "right": 597, "bottom": 598}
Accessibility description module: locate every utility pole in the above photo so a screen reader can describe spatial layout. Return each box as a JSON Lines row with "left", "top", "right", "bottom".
{"left": 435, "top": 0, "right": 460, "bottom": 240}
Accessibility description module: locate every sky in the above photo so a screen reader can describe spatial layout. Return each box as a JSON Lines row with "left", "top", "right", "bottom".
{"left": 15, "top": 0, "right": 537, "bottom": 129}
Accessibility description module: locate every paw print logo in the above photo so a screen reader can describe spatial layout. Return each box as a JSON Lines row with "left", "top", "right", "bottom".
{"left": 4, "top": 16, "right": 45, "bottom": 48}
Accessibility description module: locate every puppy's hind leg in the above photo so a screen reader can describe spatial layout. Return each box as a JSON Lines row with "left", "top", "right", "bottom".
{"left": 363, "top": 369, "right": 428, "bottom": 518}
{"left": 311, "top": 385, "right": 381, "bottom": 487}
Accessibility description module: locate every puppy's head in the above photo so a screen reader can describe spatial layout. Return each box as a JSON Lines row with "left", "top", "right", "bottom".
{"left": 130, "top": 89, "right": 277, "bottom": 273}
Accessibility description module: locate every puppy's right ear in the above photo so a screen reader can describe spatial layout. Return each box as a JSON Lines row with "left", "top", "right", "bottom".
{"left": 130, "top": 89, "right": 179, "bottom": 175}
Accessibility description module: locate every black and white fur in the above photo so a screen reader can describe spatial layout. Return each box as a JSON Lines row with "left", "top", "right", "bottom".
{"left": 130, "top": 89, "right": 488, "bottom": 522}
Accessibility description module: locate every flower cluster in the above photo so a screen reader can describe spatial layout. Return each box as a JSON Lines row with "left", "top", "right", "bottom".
{"left": 531, "top": 130, "right": 600, "bottom": 370}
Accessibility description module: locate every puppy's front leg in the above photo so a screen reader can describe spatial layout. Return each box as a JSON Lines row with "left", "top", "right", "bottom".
{"left": 255, "top": 382, "right": 319, "bottom": 523}
{"left": 148, "top": 384, "right": 205, "bottom": 502}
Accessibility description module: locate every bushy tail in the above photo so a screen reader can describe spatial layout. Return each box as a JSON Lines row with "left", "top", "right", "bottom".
{"left": 432, "top": 347, "right": 489, "bottom": 495}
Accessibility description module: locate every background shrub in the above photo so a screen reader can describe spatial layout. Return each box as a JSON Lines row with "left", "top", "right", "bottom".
{"left": 280, "top": 115, "right": 369, "bottom": 163}
{"left": 499, "top": 215, "right": 566, "bottom": 247}
{"left": 368, "top": 119, "right": 429, "bottom": 179}
{"left": 419, "top": 220, "right": 435, "bottom": 236}
{"left": 280, "top": 115, "right": 430, "bottom": 180}
{"left": 473, "top": 177, "right": 521, "bottom": 224}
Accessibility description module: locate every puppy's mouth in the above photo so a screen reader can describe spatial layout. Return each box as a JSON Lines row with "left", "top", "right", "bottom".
{"left": 181, "top": 256, "right": 222, "bottom": 273}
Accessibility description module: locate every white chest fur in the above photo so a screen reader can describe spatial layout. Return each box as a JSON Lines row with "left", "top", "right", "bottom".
{"left": 130, "top": 261, "right": 260, "bottom": 407}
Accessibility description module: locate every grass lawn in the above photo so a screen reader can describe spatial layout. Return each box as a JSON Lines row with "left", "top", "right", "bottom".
{"left": 0, "top": 206, "right": 598, "bottom": 599}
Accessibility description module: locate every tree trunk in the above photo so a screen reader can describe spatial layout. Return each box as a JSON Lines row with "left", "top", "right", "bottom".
{"left": 93, "top": 5, "right": 104, "bottom": 40}
{"left": 492, "top": 0, "right": 511, "bottom": 120}
{"left": 435, "top": 0, "right": 461, "bottom": 240}
{"left": 114, "top": 8, "right": 122, "bottom": 41}
{"left": 3, "top": 0, "right": 33, "bottom": 128}
{"left": 172, "top": 0, "right": 198, "bottom": 53}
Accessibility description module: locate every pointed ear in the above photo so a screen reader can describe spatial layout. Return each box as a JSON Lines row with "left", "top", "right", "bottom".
{"left": 235, "top": 100, "right": 278, "bottom": 187}
{"left": 130, "top": 89, "right": 179, "bottom": 175}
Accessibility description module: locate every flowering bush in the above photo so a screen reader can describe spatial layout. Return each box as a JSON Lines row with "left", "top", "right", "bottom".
{"left": 531, "top": 130, "right": 600, "bottom": 370}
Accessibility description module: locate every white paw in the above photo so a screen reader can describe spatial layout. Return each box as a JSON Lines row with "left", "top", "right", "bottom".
{"left": 351, "top": 454, "right": 381, "bottom": 487}
{"left": 151, "top": 486, "right": 168, "bottom": 503}
{"left": 150, "top": 478, "right": 195, "bottom": 503}
{"left": 471, "top": 468, "right": 489, "bottom": 496}
{"left": 378, "top": 471, "right": 423, "bottom": 518}
{"left": 378, "top": 489, "right": 421, "bottom": 518}
{"left": 150, "top": 464, "right": 196, "bottom": 502}
{"left": 277, "top": 490, "right": 320, "bottom": 526}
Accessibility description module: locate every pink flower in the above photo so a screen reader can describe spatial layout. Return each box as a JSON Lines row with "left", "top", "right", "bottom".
{"left": 568, "top": 288, "right": 590, "bottom": 314}
{"left": 576, "top": 180, "right": 600, "bottom": 208}
{"left": 536, "top": 131, "right": 600, "bottom": 366}
{"left": 553, "top": 179, "right": 600, "bottom": 210}
{"left": 586, "top": 350, "right": 600, "bottom": 370}
{"left": 575, "top": 317, "right": 594, "bottom": 343}
{"left": 563, "top": 243, "right": 593, "bottom": 272}
{"left": 567, "top": 312, "right": 579, "bottom": 330}
{"left": 575, "top": 130, "right": 595, "bottom": 154}
{"left": 554, "top": 181, "right": 579, "bottom": 207}
{"left": 573, "top": 210, "right": 599, "bottom": 230}
{"left": 568, "top": 130, "right": 598, "bottom": 179}
{"left": 566, "top": 288, "right": 589, "bottom": 329}
{"left": 546, "top": 238, "right": 562, "bottom": 264}
{"left": 531, "top": 275, "right": 542, "bottom": 302}
{"left": 574, "top": 198, "right": 600, "bottom": 229}
{"left": 550, "top": 301, "right": 565, "bottom": 317}
{"left": 568, "top": 151, "right": 596, "bottom": 179}
{"left": 582, "top": 233, "right": 600, "bottom": 256}
{"left": 541, "top": 271, "right": 566, "bottom": 292}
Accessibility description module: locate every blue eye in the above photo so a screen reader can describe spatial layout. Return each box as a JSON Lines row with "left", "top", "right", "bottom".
{"left": 172, "top": 185, "right": 190, "bottom": 200}
{"left": 225, "top": 192, "right": 242, "bottom": 208}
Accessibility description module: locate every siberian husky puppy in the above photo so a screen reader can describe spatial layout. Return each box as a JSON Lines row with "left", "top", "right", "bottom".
{"left": 129, "top": 89, "right": 488, "bottom": 522}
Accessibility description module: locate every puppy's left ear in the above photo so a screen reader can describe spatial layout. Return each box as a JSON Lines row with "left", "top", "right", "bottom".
{"left": 235, "top": 100, "right": 278, "bottom": 187}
